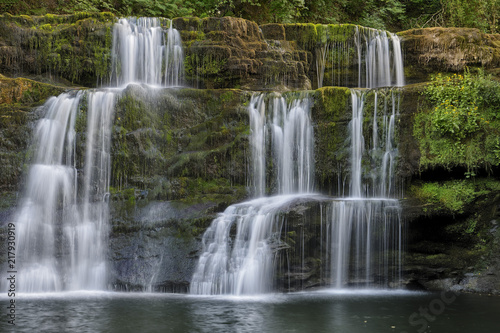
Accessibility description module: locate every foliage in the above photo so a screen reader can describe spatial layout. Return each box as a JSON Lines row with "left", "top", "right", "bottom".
{"left": 425, "top": 72, "right": 488, "bottom": 140}
{"left": 413, "top": 180, "right": 477, "bottom": 214}
{"left": 441, "top": 0, "right": 500, "bottom": 33}
{"left": 415, "top": 70, "right": 500, "bottom": 173}
{"left": 412, "top": 179, "right": 500, "bottom": 214}
{"left": 1, "top": 0, "right": 499, "bottom": 32}
{"left": 359, "top": 0, "right": 406, "bottom": 30}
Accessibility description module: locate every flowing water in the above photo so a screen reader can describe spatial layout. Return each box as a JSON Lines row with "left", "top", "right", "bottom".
{"left": 191, "top": 94, "right": 316, "bottom": 295}
{"left": 247, "top": 93, "right": 314, "bottom": 196}
{"left": 2, "top": 15, "right": 498, "bottom": 333}
{"left": 9, "top": 90, "right": 117, "bottom": 292}
{"left": 5, "top": 17, "right": 185, "bottom": 293}
{"left": 111, "top": 17, "right": 184, "bottom": 87}
{"left": 191, "top": 87, "right": 403, "bottom": 294}
{"left": 316, "top": 27, "right": 405, "bottom": 89}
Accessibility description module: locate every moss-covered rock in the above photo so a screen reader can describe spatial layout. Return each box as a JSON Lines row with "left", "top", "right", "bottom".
{"left": 399, "top": 28, "right": 500, "bottom": 83}
{"left": 110, "top": 86, "right": 250, "bottom": 205}
{"left": 175, "top": 16, "right": 312, "bottom": 91}
{"left": 0, "top": 75, "right": 65, "bottom": 193}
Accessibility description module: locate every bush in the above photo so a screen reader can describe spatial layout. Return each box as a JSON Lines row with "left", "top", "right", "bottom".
{"left": 415, "top": 69, "right": 500, "bottom": 173}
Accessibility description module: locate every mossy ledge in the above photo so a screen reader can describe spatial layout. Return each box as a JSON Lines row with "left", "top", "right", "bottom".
{"left": 0, "top": 12, "right": 115, "bottom": 87}
{"left": 399, "top": 27, "right": 500, "bottom": 83}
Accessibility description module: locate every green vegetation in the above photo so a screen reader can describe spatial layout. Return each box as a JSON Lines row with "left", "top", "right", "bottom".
{"left": 412, "top": 179, "right": 500, "bottom": 214}
{"left": 415, "top": 70, "right": 500, "bottom": 173}
{"left": 0, "top": 12, "right": 114, "bottom": 86}
{"left": 2, "top": 0, "right": 499, "bottom": 32}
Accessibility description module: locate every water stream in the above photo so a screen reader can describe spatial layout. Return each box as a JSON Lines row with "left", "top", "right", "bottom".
{"left": 7, "top": 17, "right": 184, "bottom": 293}
{"left": 316, "top": 27, "right": 405, "bottom": 89}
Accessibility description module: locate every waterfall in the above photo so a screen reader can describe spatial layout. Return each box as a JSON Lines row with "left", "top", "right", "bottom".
{"left": 328, "top": 199, "right": 402, "bottom": 288}
{"left": 191, "top": 94, "right": 315, "bottom": 295}
{"left": 190, "top": 195, "right": 313, "bottom": 295}
{"left": 316, "top": 26, "right": 405, "bottom": 89}
{"left": 111, "top": 17, "right": 184, "bottom": 87}
{"left": 6, "top": 15, "right": 188, "bottom": 293}
{"left": 349, "top": 90, "right": 365, "bottom": 198}
{"left": 13, "top": 91, "right": 116, "bottom": 292}
{"left": 326, "top": 89, "right": 403, "bottom": 288}
{"left": 348, "top": 89, "right": 400, "bottom": 198}
{"left": 191, "top": 87, "right": 404, "bottom": 294}
{"left": 248, "top": 93, "right": 314, "bottom": 196}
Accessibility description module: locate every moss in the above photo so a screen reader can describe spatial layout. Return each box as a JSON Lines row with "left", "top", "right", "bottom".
{"left": 0, "top": 76, "right": 64, "bottom": 105}
{"left": 261, "top": 23, "right": 286, "bottom": 40}
{"left": 414, "top": 73, "right": 500, "bottom": 173}
{"left": 310, "top": 87, "right": 351, "bottom": 191}
{"left": 315, "top": 24, "right": 357, "bottom": 44}
{"left": 399, "top": 27, "right": 500, "bottom": 83}
{"left": 0, "top": 13, "right": 114, "bottom": 87}
{"left": 284, "top": 23, "right": 318, "bottom": 47}
{"left": 411, "top": 179, "right": 500, "bottom": 214}
{"left": 109, "top": 87, "right": 250, "bottom": 205}
{"left": 312, "top": 86, "right": 351, "bottom": 120}
{"left": 184, "top": 50, "right": 229, "bottom": 88}
{"left": 0, "top": 76, "right": 65, "bottom": 192}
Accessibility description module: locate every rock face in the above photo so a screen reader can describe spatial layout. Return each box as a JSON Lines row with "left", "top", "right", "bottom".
{"left": 0, "top": 75, "right": 64, "bottom": 193}
{"left": 174, "top": 17, "right": 312, "bottom": 90}
{"left": 0, "top": 13, "right": 114, "bottom": 87}
{"left": 1, "top": 13, "right": 500, "bottom": 294}
{"left": 399, "top": 28, "right": 500, "bottom": 83}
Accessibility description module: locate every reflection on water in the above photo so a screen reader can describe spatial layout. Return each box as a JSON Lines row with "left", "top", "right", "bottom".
{"left": 1, "top": 290, "right": 499, "bottom": 332}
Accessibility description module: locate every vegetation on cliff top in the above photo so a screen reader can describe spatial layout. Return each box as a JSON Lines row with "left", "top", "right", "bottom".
{"left": 1, "top": 0, "right": 499, "bottom": 33}
{"left": 414, "top": 69, "right": 500, "bottom": 174}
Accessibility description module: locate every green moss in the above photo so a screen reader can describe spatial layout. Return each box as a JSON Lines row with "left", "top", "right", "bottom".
{"left": 0, "top": 13, "right": 114, "bottom": 86}
{"left": 109, "top": 87, "right": 249, "bottom": 205}
{"left": 283, "top": 23, "right": 359, "bottom": 49}
{"left": 312, "top": 86, "right": 351, "bottom": 120}
{"left": 310, "top": 87, "right": 351, "bottom": 190}
{"left": 315, "top": 24, "right": 357, "bottom": 43}
{"left": 284, "top": 23, "right": 318, "bottom": 47}
{"left": 184, "top": 53, "right": 228, "bottom": 88}
{"left": 411, "top": 179, "right": 500, "bottom": 214}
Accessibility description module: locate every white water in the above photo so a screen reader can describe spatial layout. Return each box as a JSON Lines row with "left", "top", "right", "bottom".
{"left": 11, "top": 91, "right": 116, "bottom": 292}
{"left": 191, "top": 94, "right": 315, "bottom": 295}
{"left": 326, "top": 198, "right": 402, "bottom": 288}
{"left": 248, "top": 93, "right": 314, "bottom": 196}
{"left": 190, "top": 194, "right": 314, "bottom": 295}
{"left": 8, "top": 16, "right": 187, "bottom": 293}
{"left": 326, "top": 89, "right": 403, "bottom": 288}
{"left": 111, "top": 17, "right": 184, "bottom": 87}
{"left": 192, "top": 85, "right": 404, "bottom": 294}
{"left": 316, "top": 26, "right": 405, "bottom": 88}
{"left": 348, "top": 89, "right": 400, "bottom": 198}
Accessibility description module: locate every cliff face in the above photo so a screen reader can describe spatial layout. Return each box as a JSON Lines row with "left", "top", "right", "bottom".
{"left": 399, "top": 28, "right": 500, "bottom": 83}
{"left": 1, "top": 13, "right": 500, "bottom": 294}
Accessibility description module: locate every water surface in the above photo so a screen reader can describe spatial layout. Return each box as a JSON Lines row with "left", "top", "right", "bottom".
{"left": 1, "top": 289, "right": 499, "bottom": 332}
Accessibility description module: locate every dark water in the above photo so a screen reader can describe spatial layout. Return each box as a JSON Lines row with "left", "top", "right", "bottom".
{"left": 1, "top": 289, "right": 499, "bottom": 332}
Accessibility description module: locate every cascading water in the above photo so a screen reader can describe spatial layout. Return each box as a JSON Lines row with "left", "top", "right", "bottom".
{"left": 248, "top": 93, "right": 314, "bottom": 196}
{"left": 12, "top": 90, "right": 116, "bottom": 292}
{"left": 111, "top": 17, "right": 184, "bottom": 87}
{"left": 316, "top": 26, "right": 405, "bottom": 89}
{"left": 190, "top": 93, "right": 315, "bottom": 295}
{"left": 190, "top": 194, "right": 318, "bottom": 295}
{"left": 325, "top": 89, "right": 403, "bottom": 288}
{"left": 7, "top": 16, "right": 185, "bottom": 293}
{"left": 191, "top": 86, "right": 405, "bottom": 294}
